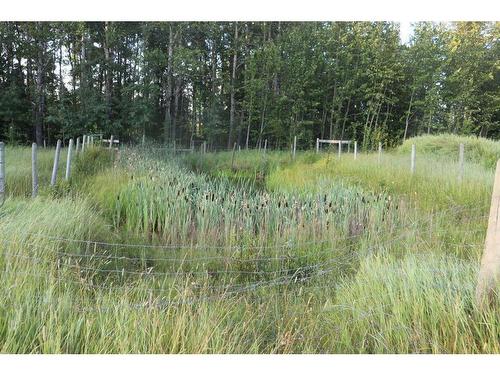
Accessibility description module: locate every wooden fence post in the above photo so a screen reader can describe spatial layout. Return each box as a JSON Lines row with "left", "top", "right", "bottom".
{"left": 65, "top": 139, "right": 73, "bottom": 181}
{"left": 293, "top": 136, "right": 297, "bottom": 160}
{"left": 338, "top": 142, "right": 342, "bottom": 158}
{"left": 0, "top": 142, "right": 5, "bottom": 203}
{"left": 458, "top": 143, "right": 465, "bottom": 182}
{"left": 411, "top": 144, "right": 416, "bottom": 174}
{"left": 109, "top": 135, "right": 114, "bottom": 150}
{"left": 354, "top": 141, "right": 358, "bottom": 160}
{"left": 316, "top": 138, "right": 319, "bottom": 154}
{"left": 51, "top": 139, "right": 62, "bottom": 186}
{"left": 76, "top": 137, "right": 80, "bottom": 154}
{"left": 82, "top": 135, "right": 86, "bottom": 153}
{"left": 264, "top": 139, "right": 267, "bottom": 154}
{"left": 231, "top": 142, "right": 237, "bottom": 170}
{"left": 477, "top": 160, "right": 500, "bottom": 307}
{"left": 32, "top": 143, "right": 38, "bottom": 197}
{"left": 378, "top": 142, "right": 382, "bottom": 163}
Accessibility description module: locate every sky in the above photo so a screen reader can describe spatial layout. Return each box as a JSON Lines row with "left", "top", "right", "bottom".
{"left": 399, "top": 21, "right": 414, "bottom": 45}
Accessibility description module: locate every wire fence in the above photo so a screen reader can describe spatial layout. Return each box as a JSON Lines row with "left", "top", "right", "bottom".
{"left": 0, "top": 202, "right": 487, "bottom": 312}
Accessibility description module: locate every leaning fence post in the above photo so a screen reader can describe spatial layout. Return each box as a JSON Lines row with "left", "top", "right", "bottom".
{"left": 293, "top": 136, "right": 297, "bottom": 160}
{"left": 410, "top": 144, "right": 416, "bottom": 174}
{"left": 65, "top": 139, "right": 73, "bottom": 181}
{"left": 0, "top": 142, "right": 5, "bottom": 203}
{"left": 354, "top": 141, "right": 358, "bottom": 160}
{"left": 477, "top": 160, "right": 500, "bottom": 307}
{"left": 51, "top": 139, "right": 62, "bottom": 186}
{"left": 32, "top": 143, "right": 38, "bottom": 197}
{"left": 458, "top": 143, "right": 465, "bottom": 182}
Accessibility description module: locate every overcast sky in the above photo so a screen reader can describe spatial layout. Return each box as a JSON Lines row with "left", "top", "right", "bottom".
{"left": 399, "top": 21, "right": 414, "bottom": 45}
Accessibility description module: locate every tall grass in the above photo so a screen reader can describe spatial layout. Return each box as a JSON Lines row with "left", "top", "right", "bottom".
{"left": 0, "top": 139, "right": 498, "bottom": 353}
{"left": 398, "top": 134, "right": 500, "bottom": 169}
{"left": 2, "top": 145, "right": 113, "bottom": 198}
{"left": 268, "top": 152, "right": 493, "bottom": 212}
{"left": 4, "top": 146, "right": 68, "bottom": 197}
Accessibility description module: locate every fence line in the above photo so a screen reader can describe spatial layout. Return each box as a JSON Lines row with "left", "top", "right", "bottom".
{"left": 4, "top": 203, "right": 485, "bottom": 254}
{"left": 0, "top": 213, "right": 481, "bottom": 281}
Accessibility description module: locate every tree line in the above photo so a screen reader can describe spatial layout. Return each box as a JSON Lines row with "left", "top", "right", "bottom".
{"left": 0, "top": 21, "right": 498, "bottom": 149}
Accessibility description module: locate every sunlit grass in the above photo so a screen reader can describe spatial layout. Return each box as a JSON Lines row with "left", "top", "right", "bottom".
{"left": 0, "top": 136, "right": 497, "bottom": 353}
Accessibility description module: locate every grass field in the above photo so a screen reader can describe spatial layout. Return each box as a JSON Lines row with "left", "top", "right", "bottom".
{"left": 0, "top": 135, "right": 499, "bottom": 353}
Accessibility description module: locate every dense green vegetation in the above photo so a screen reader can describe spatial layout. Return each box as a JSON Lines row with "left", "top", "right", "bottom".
{"left": 398, "top": 134, "right": 500, "bottom": 169}
{"left": 1, "top": 22, "right": 498, "bottom": 150}
{"left": 0, "top": 135, "right": 498, "bottom": 353}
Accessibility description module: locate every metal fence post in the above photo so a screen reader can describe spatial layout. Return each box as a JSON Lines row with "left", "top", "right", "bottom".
{"left": 65, "top": 139, "right": 73, "bottom": 181}
{"left": 51, "top": 139, "right": 62, "bottom": 186}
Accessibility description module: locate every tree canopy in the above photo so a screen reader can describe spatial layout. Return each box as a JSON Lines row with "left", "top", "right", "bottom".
{"left": 0, "top": 21, "right": 498, "bottom": 149}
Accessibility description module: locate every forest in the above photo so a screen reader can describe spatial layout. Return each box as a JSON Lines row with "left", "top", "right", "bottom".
{"left": 0, "top": 21, "right": 498, "bottom": 150}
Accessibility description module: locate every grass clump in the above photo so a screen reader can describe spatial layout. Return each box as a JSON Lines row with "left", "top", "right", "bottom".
{"left": 323, "top": 253, "right": 500, "bottom": 353}
{"left": 268, "top": 153, "right": 492, "bottom": 213}
{"left": 398, "top": 134, "right": 500, "bottom": 169}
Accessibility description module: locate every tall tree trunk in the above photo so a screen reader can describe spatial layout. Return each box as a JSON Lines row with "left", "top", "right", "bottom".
{"left": 258, "top": 92, "right": 267, "bottom": 148}
{"left": 210, "top": 36, "right": 217, "bottom": 128}
{"left": 104, "top": 21, "right": 113, "bottom": 126}
{"left": 80, "top": 28, "right": 88, "bottom": 128}
{"left": 34, "top": 24, "right": 45, "bottom": 145}
{"left": 58, "top": 42, "right": 64, "bottom": 99}
{"left": 172, "top": 77, "right": 181, "bottom": 144}
{"left": 340, "top": 98, "right": 351, "bottom": 141}
{"left": 328, "top": 85, "right": 337, "bottom": 139}
{"left": 163, "top": 25, "right": 173, "bottom": 144}
{"left": 245, "top": 101, "right": 252, "bottom": 150}
{"left": 403, "top": 88, "right": 415, "bottom": 141}
{"left": 228, "top": 22, "right": 238, "bottom": 149}
{"left": 427, "top": 110, "right": 433, "bottom": 134}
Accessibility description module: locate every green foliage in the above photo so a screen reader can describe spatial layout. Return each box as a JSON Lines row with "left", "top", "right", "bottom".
{"left": 1, "top": 21, "right": 498, "bottom": 151}
{"left": 398, "top": 134, "right": 500, "bottom": 169}
{"left": 0, "top": 145, "right": 497, "bottom": 353}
